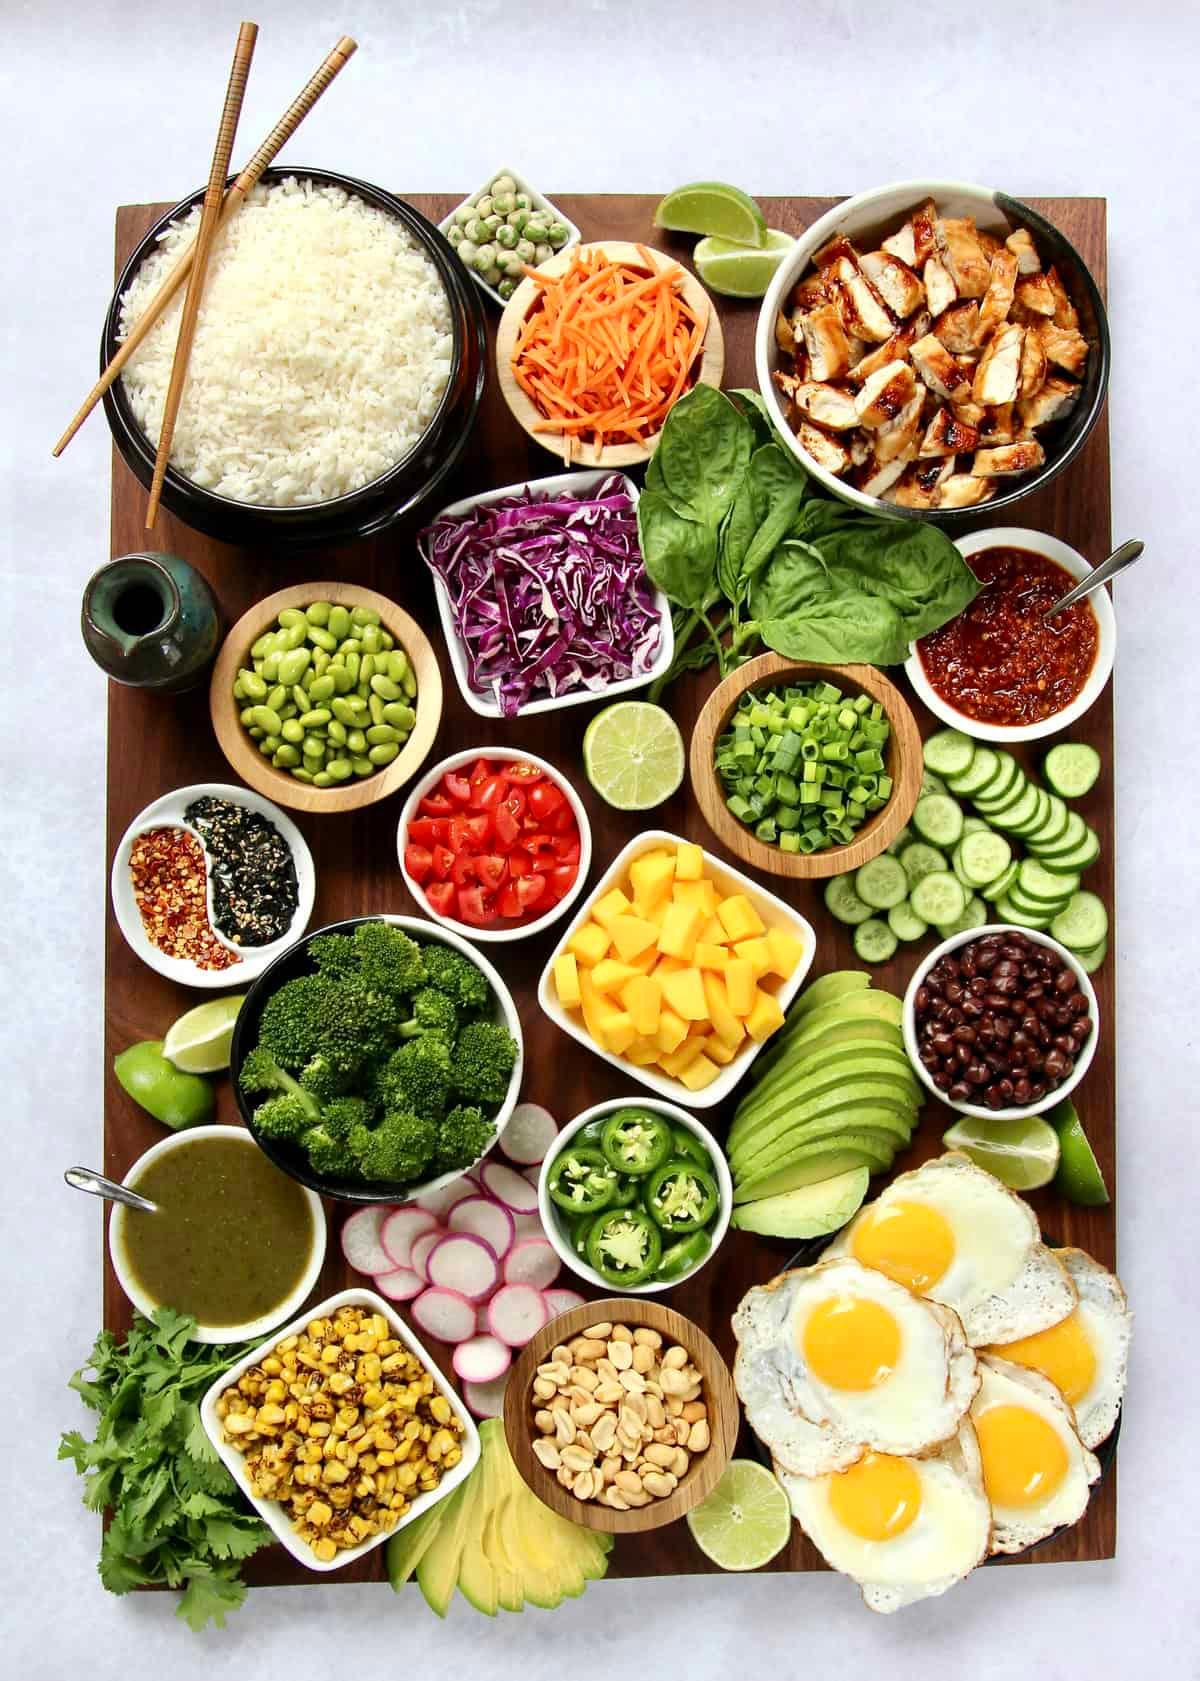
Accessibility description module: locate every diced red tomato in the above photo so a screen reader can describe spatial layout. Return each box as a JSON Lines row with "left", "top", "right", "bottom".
{"left": 425, "top": 881, "right": 455, "bottom": 917}
{"left": 456, "top": 886, "right": 492, "bottom": 926}
{"left": 420, "top": 792, "right": 456, "bottom": 819}
{"left": 444, "top": 771, "right": 473, "bottom": 806}
{"left": 404, "top": 843, "right": 433, "bottom": 884}
{"left": 451, "top": 852, "right": 479, "bottom": 890}
{"left": 467, "top": 758, "right": 493, "bottom": 788}
{"left": 476, "top": 854, "right": 508, "bottom": 892}
{"left": 507, "top": 847, "right": 532, "bottom": 878}
{"left": 547, "top": 863, "right": 578, "bottom": 900}
{"left": 554, "top": 836, "right": 581, "bottom": 865}
{"left": 502, "top": 762, "right": 544, "bottom": 784}
{"left": 407, "top": 816, "right": 446, "bottom": 846}
{"left": 472, "top": 774, "right": 507, "bottom": 812}
{"left": 497, "top": 883, "right": 523, "bottom": 919}
{"left": 493, "top": 802, "right": 522, "bottom": 848}
{"left": 515, "top": 873, "right": 548, "bottom": 911}
{"left": 448, "top": 812, "right": 490, "bottom": 852}
{"left": 548, "top": 800, "right": 576, "bottom": 834}
{"left": 431, "top": 844, "right": 455, "bottom": 882}
{"left": 528, "top": 780, "right": 565, "bottom": 821}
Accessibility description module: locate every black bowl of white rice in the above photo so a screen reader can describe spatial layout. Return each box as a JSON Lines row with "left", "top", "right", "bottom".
{"left": 102, "top": 169, "right": 487, "bottom": 548}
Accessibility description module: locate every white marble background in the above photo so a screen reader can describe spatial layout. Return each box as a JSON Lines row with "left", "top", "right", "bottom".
{"left": 3, "top": 0, "right": 1197, "bottom": 1674}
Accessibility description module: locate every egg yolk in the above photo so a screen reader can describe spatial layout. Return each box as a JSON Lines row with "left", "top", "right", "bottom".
{"left": 975, "top": 1404, "right": 1070, "bottom": 1508}
{"left": 986, "top": 1312, "right": 1097, "bottom": 1406}
{"left": 828, "top": 1452, "right": 922, "bottom": 1541}
{"left": 802, "top": 1295, "right": 901, "bottom": 1390}
{"left": 851, "top": 1199, "right": 956, "bottom": 1294}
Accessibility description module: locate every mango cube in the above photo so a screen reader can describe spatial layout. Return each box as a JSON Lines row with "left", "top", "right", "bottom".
{"left": 765, "top": 927, "right": 805, "bottom": 978}
{"left": 592, "top": 887, "right": 634, "bottom": 932}
{"left": 701, "top": 970, "right": 746, "bottom": 1047}
{"left": 674, "top": 840, "right": 704, "bottom": 881}
{"left": 609, "top": 915, "right": 660, "bottom": 963}
{"left": 733, "top": 936, "right": 773, "bottom": 979}
{"left": 626, "top": 1037, "right": 661, "bottom": 1067}
{"left": 656, "top": 1009, "right": 690, "bottom": 1054}
{"left": 659, "top": 966, "right": 708, "bottom": 1022}
{"left": 704, "top": 1034, "right": 737, "bottom": 1066}
{"left": 553, "top": 953, "right": 581, "bottom": 1009}
{"left": 600, "top": 1010, "right": 639, "bottom": 1056}
{"left": 699, "top": 914, "right": 733, "bottom": 946}
{"left": 678, "top": 1052, "right": 720, "bottom": 1091}
{"left": 657, "top": 901, "right": 704, "bottom": 962}
{"left": 694, "top": 942, "right": 728, "bottom": 971}
{"left": 591, "top": 958, "right": 642, "bottom": 994}
{"left": 672, "top": 879, "right": 719, "bottom": 915}
{"left": 620, "top": 974, "right": 661, "bottom": 1037}
{"left": 629, "top": 848, "right": 675, "bottom": 915}
{"left": 658, "top": 1035, "right": 708, "bottom": 1077}
{"left": 717, "top": 893, "right": 766, "bottom": 942}
{"left": 745, "top": 986, "right": 787, "bottom": 1043}
{"left": 568, "top": 921, "right": 611, "bottom": 967}
{"left": 724, "top": 957, "right": 756, "bottom": 1018}
{"left": 578, "top": 970, "right": 612, "bottom": 1043}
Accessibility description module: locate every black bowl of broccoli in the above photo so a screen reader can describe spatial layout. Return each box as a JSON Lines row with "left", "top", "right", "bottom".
{"left": 230, "top": 915, "right": 524, "bottom": 1204}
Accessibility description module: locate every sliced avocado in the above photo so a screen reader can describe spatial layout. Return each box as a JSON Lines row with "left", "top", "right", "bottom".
{"left": 748, "top": 992, "right": 903, "bottom": 1085}
{"left": 478, "top": 1442, "right": 525, "bottom": 1613}
{"left": 457, "top": 1433, "right": 501, "bottom": 1615}
{"left": 730, "top": 1073, "right": 919, "bottom": 1169}
{"left": 386, "top": 1499, "right": 447, "bottom": 1591}
{"left": 732, "top": 1103, "right": 912, "bottom": 1184}
{"left": 786, "top": 971, "right": 872, "bottom": 1022}
{"left": 735, "top": 1134, "right": 899, "bottom": 1203}
{"left": 748, "top": 1013, "right": 905, "bottom": 1094}
{"left": 731, "top": 1165, "right": 871, "bottom": 1238}
{"left": 416, "top": 1471, "right": 479, "bottom": 1617}
{"left": 734, "top": 1037, "right": 912, "bottom": 1130}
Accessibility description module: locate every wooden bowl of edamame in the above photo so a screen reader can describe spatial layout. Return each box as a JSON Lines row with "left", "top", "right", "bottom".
{"left": 209, "top": 582, "right": 443, "bottom": 815}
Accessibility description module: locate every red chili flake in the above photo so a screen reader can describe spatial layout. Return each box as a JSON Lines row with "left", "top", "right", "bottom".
{"left": 129, "top": 827, "right": 241, "bottom": 971}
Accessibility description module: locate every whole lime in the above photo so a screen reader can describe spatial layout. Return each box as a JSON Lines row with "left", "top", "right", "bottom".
{"left": 114, "top": 1040, "right": 215, "bottom": 1131}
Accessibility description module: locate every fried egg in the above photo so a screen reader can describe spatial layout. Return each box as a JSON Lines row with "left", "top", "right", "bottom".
{"left": 825, "top": 1153, "right": 1077, "bottom": 1345}
{"left": 985, "top": 1248, "right": 1130, "bottom": 1449}
{"left": 732, "top": 1257, "right": 980, "bottom": 1476}
{"left": 778, "top": 1425, "right": 991, "bottom": 1613}
{"left": 971, "top": 1355, "right": 1100, "bottom": 1552}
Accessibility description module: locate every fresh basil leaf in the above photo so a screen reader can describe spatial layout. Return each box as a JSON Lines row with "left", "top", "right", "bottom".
{"left": 656, "top": 385, "right": 751, "bottom": 528}
{"left": 637, "top": 488, "right": 718, "bottom": 610}
{"left": 739, "top": 444, "right": 810, "bottom": 584}
{"left": 728, "top": 387, "right": 776, "bottom": 450}
{"left": 761, "top": 594, "right": 907, "bottom": 663}
{"left": 717, "top": 478, "right": 762, "bottom": 603}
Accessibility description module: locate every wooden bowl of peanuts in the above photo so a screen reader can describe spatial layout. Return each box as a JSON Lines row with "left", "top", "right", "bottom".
{"left": 502, "top": 1297, "right": 739, "bottom": 1533}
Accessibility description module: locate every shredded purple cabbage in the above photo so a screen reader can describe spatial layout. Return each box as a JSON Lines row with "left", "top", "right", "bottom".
{"left": 419, "top": 475, "right": 662, "bottom": 716}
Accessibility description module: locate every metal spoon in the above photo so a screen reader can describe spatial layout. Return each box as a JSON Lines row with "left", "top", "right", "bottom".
{"left": 1043, "top": 539, "right": 1144, "bottom": 623}
{"left": 64, "top": 1166, "right": 158, "bottom": 1213}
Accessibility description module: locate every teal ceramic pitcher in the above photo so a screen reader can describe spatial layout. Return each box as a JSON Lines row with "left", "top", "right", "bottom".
{"left": 82, "top": 553, "right": 220, "bottom": 693}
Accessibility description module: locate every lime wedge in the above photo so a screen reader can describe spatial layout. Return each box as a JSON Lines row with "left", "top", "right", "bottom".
{"left": 162, "top": 994, "right": 247, "bottom": 1073}
{"left": 942, "top": 1114, "right": 1061, "bottom": 1191}
{"left": 654, "top": 181, "right": 767, "bottom": 247}
{"left": 583, "top": 701, "right": 684, "bottom": 811}
{"left": 694, "top": 230, "right": 795, "bottom": 299}
{"left": 686, "top": 1459, "right": 791, "bottom": 1571}
{"left": 1049, "top": 1099, "right": 1110, "bottom": 1206}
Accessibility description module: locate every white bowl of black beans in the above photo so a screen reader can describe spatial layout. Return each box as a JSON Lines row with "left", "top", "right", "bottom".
{"left": 903, "top": 925, "right": 1099, "bottom": 1119}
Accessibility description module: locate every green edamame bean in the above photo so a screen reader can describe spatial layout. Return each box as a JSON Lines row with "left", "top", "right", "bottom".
{"left": 307, "top": 625, "right": 338, "bottom": 653}
{"left": 308, "top": 675, "right": 335, "bottom": 704}
{"left": 302, "top": 737, "right": 325, "bottom": 762}
{"left": 379, "top": 630, "right": 394, "bottom": 651}
{"left": 331, "top": 697, "right": 358, "bottom": 726}
{"left": 260, "top": 734, "right": 281, "bottom": 756}
{"left": 291, "top": 685, "right": 309, "bottom": 711}
{"left": 361, "top": 624, "right": 381, "bottom": 654}
{"left": 327, "top": 605, "right": 351, "bottom": 640}
{"left": 248, "top": 705, "right": 282, "bottom": 734}
{"left": 401, "top": 667, "right": 418, "bottom": 699}
{"left": 273, "top": 745, "right": 301, "bottom": 768}
{"left": 276, "top": 648, "right": 311, "bottom": 686}
{"left": 342, "top": 652, "right": 361, "bottom": 687}
{"left": 345, "top": 695, "right": 369, "bottom": 719}
{"left": 360, "top": 654, "right": 376, "bottom": 684}
{"left": 386, "top": 651, "right": 409, "bottom": 683}
{"left": 247, "top": 725, "right": 263, "bottom": 740}
{"left": 327, "top": 719, "right": 348, "bottom": 746}
{"left": 280, "top": 623, "right": 307, "bottom": 650}
{"left": 338, "top": 637, "right": 361, "bottom": 655}
{"left": 240, "top": 706, "right": 257, "bottom": 727}
{"left": 326, "top": 758, "right": 352, "bottom": 782}
{"left": 351, "top": 606, "right": 380, "bottom": 627}
{"left": 351, "top": 756, "right": 374, "bottom": 776}
{"left": 278, "top": 608, "right": 307, "bottom": 628}
{"left": 382, "top": 702, "right": 415, "bottom": 730}
{"left": 250, "top": 632, "right": 275, "bottom": 660}
{"left": 277, "top": 703, "right": 297, "bottom": 721}
{"left": 282, "top": 719, "right": 304, "bottom": 744}
{"left": 366, "top": 725, "right": 400, "bottom": 745}
{"left": 291, "top": 767, "right": 314, "bottom": 784}
{"left": 260, "top": 652, "right": 281, "bottom": 683}
{"left": 368, "top": 694, "right": 386, "bottom": 726}
{"left": 299, "top": 708, "right": 332, "bottom": 729}
{"left": 370, "top": 674, "right": 403, "bottom": 701}
{"left": 368, "top": 742, "right": 400, "bottom": 767}
{"left": 330, "top": 664, "right": 354, "bottom": 695}
{"left": 240, "top": 669, "right": 268, "bottom": 700}
{"left": 346, "top": 729, "right": 368, "bottom": 754}
{"left": 312, "top": 771, "right": 334, "bottom": 787}
{"left": 392, "top": 728, "right": 410, "bottom": 746}
{"left": 233, "top": 676, "right": 245, "bottom": 701}
{"left": 312, "top": 647, "right": 331, "bottom": 676}
{"left": 305, "top": 601, "right": 331, "bottom": 626}
{"left": 265, "top": 685, "right": 286, "bottom": 714}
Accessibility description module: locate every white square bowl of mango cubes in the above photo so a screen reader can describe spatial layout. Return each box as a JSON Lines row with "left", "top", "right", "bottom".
{"left": 537, "top": 831, "right": 814, "bottom": 1107}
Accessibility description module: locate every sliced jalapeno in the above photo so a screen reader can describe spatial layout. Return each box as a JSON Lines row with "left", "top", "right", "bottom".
{"left": 657, "top": 1228, "right": 711, "bottom": 1281}
{"left": 643, "top": 1158, "right": 720, "bottom": 1234}
{"left": 547, "top": 1145, "right": 617, "bottom": 1215}
{"left": 584, "top": 1206, "right": 662, "bottom": 1287}
{"left": 608, "top": 1174, "right": 640, "bottom": 1210}
{"left": 669, "top": 1125, "right": 712, "bottom": 1169}
{"left": 600, "top": 1108, "right": 674, "bottom": 1176}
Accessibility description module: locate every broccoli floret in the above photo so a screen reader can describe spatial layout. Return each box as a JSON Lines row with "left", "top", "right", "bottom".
{"left": 435, "top": 1104, "right": 495, "bottom": 1175}
{"left": 350, "top": 1110, "right": 437, "bottom": 1184}
{"left": 398, "top": 986, "right": 459, "bottom": 1042}
{"left": 352, "top": 921, "right": 427, "bottom": 997}
{"left": 257, "top": 972, "right": 397, "bottom": 1076}
{"left": 450, "top": 1020, "right": 519, "bottom": 1104}
{"left": 303, "top": 1124, "right": 358, "bottom": 1179}
{"left": 239, "top": 1046, "right": 322, "bottom": 1113}
{"left": 299, "top": 1054, "right": 346, "bottom": 1104}
{"left": 256, "top": 975, "right": 340, "bottom": 1070}
{"left": 421, "top": 945, "right": 491, "bottom": 1013}
{"left": 376, "top": 1036, "right": 451, "bottom": 1121}
{"left": 306, "top": 932, "right": 360, "bottom": 979}
{"left": 253, "top": 1093, "right": 319, "bottom": 1142}
{"left": 321, "top": 1095, "right": 372, "bottom": 1140}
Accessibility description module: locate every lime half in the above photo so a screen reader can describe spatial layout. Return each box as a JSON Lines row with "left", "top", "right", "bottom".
{"left": 162, "top": 994, "right": 247, "bottom": 1073}
{"left": 942, "top": 1114, "right": 1061, "bottom": 1191}
{"left": 1049, "top": 1099, "right": 1110, "bottom": 1206}
{"left": 654, "top": 181, "right": 767, "bottom": 247}
{"left": 686, "top": 1459, "right": 791, "bottom": 1571}
{"left": 695, "top": 230, "right": 795, "bottom": 299}
{"left": 583, "top": 701, "right": 684, "bottom": 811}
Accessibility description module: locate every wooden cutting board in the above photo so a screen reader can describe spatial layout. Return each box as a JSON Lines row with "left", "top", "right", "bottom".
{"left": 103, "top": 194, "right": 1115, "bottom": 1584}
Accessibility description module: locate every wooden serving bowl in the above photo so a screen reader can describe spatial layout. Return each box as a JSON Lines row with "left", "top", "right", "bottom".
{"left": 502, "top": 1296, "right": 738, "bottom": 1535}
{"left": 209, "top": 582, "right": 443, "bottom": 815}
{"left": 494, "top": 240, "right": 725, "bottom": 468}
{"left": 689, "top": 651, "right": 922, "bottom": 880}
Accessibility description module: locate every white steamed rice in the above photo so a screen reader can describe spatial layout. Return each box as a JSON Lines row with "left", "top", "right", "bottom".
{"left": 118, "top": 176, "right": 454, "bottom": 507}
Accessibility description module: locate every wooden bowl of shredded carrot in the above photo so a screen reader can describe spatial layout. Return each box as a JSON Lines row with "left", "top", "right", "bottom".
{"left": 496, "top": 241, "right": 725, "bottom": 467}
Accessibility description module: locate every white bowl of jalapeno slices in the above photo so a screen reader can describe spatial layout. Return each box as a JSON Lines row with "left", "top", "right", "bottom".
{"left": 537, "top": 1098, "right": 732, "bottom": 1295}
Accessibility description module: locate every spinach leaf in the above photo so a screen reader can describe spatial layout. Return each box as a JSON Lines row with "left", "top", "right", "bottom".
{"left": 738, "top": 444, "right": 811, "bottom": 586}
{"left": 656, "top": 385, "right": 752, "bottom": 528}
{"left": 637, "top": 488, "right": 718, "bottom": 610}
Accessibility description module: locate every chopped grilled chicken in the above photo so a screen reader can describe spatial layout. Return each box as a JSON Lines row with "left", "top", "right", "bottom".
{"left": 971, "top": 440, "right": 1047, "bottom": 477}
{"left": 979, "top": 402, "right": 1018, "bottom": 444}
{"left": 923, "top": 255, "right": 958, "bottom": 317}
{"left": 1017, "top": 375, "right": 1081, "bottom": 430}
{"left": 974, "top": 250, "right": 1019, "bottom": 342}
{"left": 1045, "top": 266, "right": 1080, "bottom": 330}
{"left": 853, "top": 359, "right": 919, "bottom": 428}
{"left": 772, "top": 368, "right": 800, "bottom": 402}
{"left": 796, "top": 420, "right": 851, "bottom": 477}
{"left": 1018, "top": 327, "right": 1048, "bottom": 399}
{"left": 852, "top": 453, "right": 910, "bottom": 498}
{"left": 935, "top": 473, "right": 996, "bottom": 509}
{"left": 977, "top": 229, "right": 1004, "bottom": 261}
{"left": 887, "top": 457, "right": 955, "bottom": 508}
{"left": 813, "top": 235, "right": 857, "bottom": 270}
{"left": 881, "top": 200, "right": 938, "bottom": 268}
{"left": 955, "top": 400, "right": 988, "bottom": 428}
{"left": 798, "top": 304, "right": 853, "bottom": 381}
{"left": 881, "top": 222, "right": 916, "bottom": 265}
{"left": 873, "top": 392, "right": 926, "bottom": 464}
{"left": 910, "top": 333, "right": 973, "bottom": 403}
{"left": 1038, "top": 321, "right": 1089, "bottom": 377}
{"left": 846, "top": 335, "right": 869, "bottom": 369}
{"left": 848, "top": 432, "right": 872, "bottom": 466}
{"left": 789, "top": 272, "right": 829, "bottom": 314}
{"left": 972, "top": 323, "right": 1024, "bottom": 405}
{"left": 1015, "top": 273, "right": 1058, "bottom": 316}
{"left": 933, "top": 301, "right": 981, "bottom": 354}
{"left": 775, "top": 310, "right": 796, "bottom": 355}
{"left": 936, "top": 217, "right": 991, "bottom": 298}
{"left": 1006, "top": 228, "right": 1042, "bottom": 275}
{"left": 919, "top": 406, "right": 981, "bottom": 457}
{"left": 849, "top": 315, "right": 930, "bottom": 384}
{"left": 829, "top": 256, "right": 896, "bottom": 342}
{"left": 861, "top": 250, "right": 926, "bottom": 318}
{"left": 791, "top": 381, "right": 860, "bottom": 430}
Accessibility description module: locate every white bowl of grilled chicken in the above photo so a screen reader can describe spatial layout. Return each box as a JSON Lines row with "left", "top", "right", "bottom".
{"left": 754, "top": 180, "right": 1110, "bottom": 521}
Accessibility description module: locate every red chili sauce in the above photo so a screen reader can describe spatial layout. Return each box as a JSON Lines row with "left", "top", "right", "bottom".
{"left": 916, "top": 546, "right": 1099, "bottom": 727}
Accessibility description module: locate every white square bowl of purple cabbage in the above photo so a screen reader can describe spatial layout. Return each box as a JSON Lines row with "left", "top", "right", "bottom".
{"left": 419, "top": 470, "right": 674, "bottom": 718}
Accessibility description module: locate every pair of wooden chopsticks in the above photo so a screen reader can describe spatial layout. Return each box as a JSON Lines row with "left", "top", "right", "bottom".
{"left": 53, "top": 30, "right": 358, "bottom": 530}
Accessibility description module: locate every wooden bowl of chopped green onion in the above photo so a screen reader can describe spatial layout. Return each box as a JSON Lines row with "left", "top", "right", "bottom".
{"left": 689, "top": 653, "right": 922, "bottom": 880}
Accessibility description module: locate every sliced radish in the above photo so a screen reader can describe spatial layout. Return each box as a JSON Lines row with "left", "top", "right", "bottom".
{"left": 512, "top": 1206, "right": 546, "bottom": 1238}
{"left": 340, "top": 1207, "right": 396, "bottom": 1276}
{"left": 410, "top": 1228, "right": 444, "bottom": 1283}
{"left": 476, "top": 1302, "right": 493, "bottom": 1335}
{"left": 415, "top": 1178, "right": 477, "bottom": 1221}
{"left": 522, "top": 1165, "right": 541, "bottom": 1187}
{"left": 503, "top": 1236, "right": 560, "bottom": 1291}
{"left": 410, "top": 1287, "right": 477, "bottom": 1344}
{"left": 452, "top": 1334, "right": 512, "bottom": 1385}
{"left": 480, "top": 1161, "right": 539, "bottom": 1214}
{"left": 449, "top": 1194, "right": 515, "bottom": 1259}
{"left": 426, "top": 1233, "right": 499, "bottom": 1302}
{"left": 499, "top": 1102, "right": 557, "bottom": 1166}
{"left": 542, "top": 1288, "right": 586, "bottom": 1320}
{"left": 373, "top": 1266, "right": 424, "bottom": 1302}
{"left": 380, "top": 1207, "right": 438, "bottom": 1270}
{"left": 487, "top": 1283, "right": 548, "bottom": 1348}
{"left": 464, "top": 1373, "right": 509, "bottom": 1419}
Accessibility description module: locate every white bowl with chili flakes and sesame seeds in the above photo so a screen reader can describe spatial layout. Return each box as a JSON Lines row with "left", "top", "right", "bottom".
{"left": 110, "top": 782, "right": 316, "bottom": 989}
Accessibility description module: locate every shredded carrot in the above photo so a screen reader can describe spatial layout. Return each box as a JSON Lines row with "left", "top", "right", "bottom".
{"left": 510, "top": 247, "right": 706, "bottom": 454}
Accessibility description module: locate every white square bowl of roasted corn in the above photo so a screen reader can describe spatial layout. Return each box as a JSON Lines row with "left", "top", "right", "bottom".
{"left": 201, "top": 1288, "right": 480, "bottom": 1572}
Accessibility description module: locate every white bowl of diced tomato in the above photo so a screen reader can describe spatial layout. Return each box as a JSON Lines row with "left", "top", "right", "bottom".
{"left": 397, "top": 748, "right": 592, "bottom": 942}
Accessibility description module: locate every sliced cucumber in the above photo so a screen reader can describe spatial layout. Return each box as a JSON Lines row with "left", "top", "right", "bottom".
{"left": 912, "top": 793, "right": 965, "bottom": 850}
{"left": 921, "top": 770, "right": 950, "bottom": 798}
{"left": 938, "top": 893, "right": 989, "bottom": 936}
{"left": 887, "top": 901, "right": 929, "bottom": 943}
{"left": 1025, "top": 794, "right": 1071, "bottom": 850}
{"left": 855, "top": 854, "right": 909, "bottom": 910}
{"left": 899, "top": 841, "right": 948, "bottom": 889}
{"left": 1044, "top": 742, "right": 1102, "bottom": 801}
{"left": 975, "top": 752, "right": 1021, "bottom": 805}
{"left": 853, "top": 917, "right": 899, "bottom": 964}
{"left": 982, "top": 860, "right": 1020, "bottom": 903}
{"left": 989, "top": 783, "right": 1040, "bottom": 833}
{"left": 886, "top": 824, "right": 913, "bottom": 856}
{"left": 947, "top": 747, "right": 999, "bottom": 799}
{"left": 1040, "top": 828, "right": 1101, "bottom": 875}
{"left": 824, "top": 873, "right": 874, "bottom": 926}
{"left": 957, "top": 829, "right": 1013, "bottom": 890}
{"left": 1050, "top": 890, "right": 1109, "bottom": 951}
{"left": 1028, "top": 810, "right": 1087, "bottom": 859}
{"left": 1018, "top": 858, "right": 1080, "bottom": 904}
{"left": 962, "top": 816, "right": 990, "bottom": 835}
{"left": 1074, "top": 935, "right": 1108, "bottom": 974}
{"left": 910, "top": 870, "right": 966, "bottom": 928}
{"left": 1008, "top": 787, "right": 1052, "bottom": 838}
{"left": 923, "top": 729, "right": 976, "bottom": 780}
{"left": 976, "top": 772, "right": 1029, "bottom": 819}
{"left": 994, "top": 896, "right": 1052, "bottom": 930}
{"left": 1005, "top": 881, "right": 1072, "bottom": 919}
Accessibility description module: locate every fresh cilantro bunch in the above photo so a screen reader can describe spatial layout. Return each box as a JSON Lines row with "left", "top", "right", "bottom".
{"left": 59, "top": 1307, "right": 271, "bottom": 1631}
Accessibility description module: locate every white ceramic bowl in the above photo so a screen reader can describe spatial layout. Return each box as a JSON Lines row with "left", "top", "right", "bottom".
{"left": 200, "top": 1288, "right": 480, "bottom": 1572}
{"left": 905, "top": 527, "right": 1116, "bottom": 743}
{"left": 423, "top": 469, "right": 674, "bottom": 718}
{"left": 437, "top": 165, "right": 581, "bottom": 308}
{"left": 902, "top": 925, "right": 1100, "bottom": 1120}
{"left": 110, "top": 782, "right": 316, "bottom": 989}
{"left": 108, "top": 1126, "right": 327, "bottom": 1342}
{"left": 537, "top": 1097, "right": 732, "bottom": 1295}
{"left": 396, "top": 747, "right": 592, "bottom": 943}
{"left": 537, "top": 830, "right": 816, "bottom": 1108}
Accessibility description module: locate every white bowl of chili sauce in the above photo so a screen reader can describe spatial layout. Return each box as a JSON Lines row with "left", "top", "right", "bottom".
{"left": 905, "top": 528, "right": 1116, "bottom": 743}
